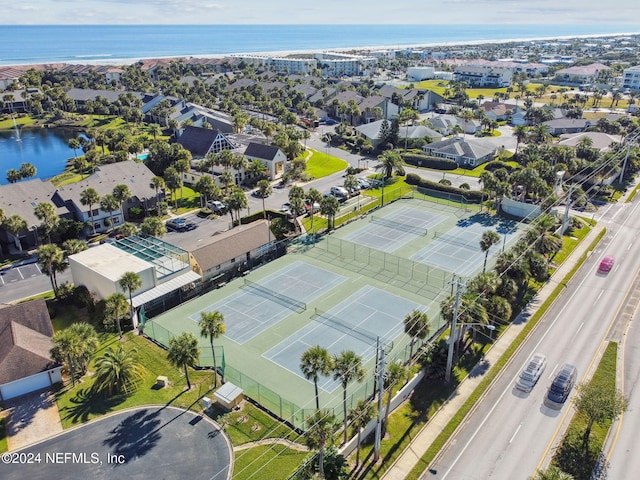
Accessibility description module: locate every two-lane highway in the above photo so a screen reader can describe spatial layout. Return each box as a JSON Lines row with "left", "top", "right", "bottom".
{"left": 425, "top": 198, "right": 640, "bottom": 479}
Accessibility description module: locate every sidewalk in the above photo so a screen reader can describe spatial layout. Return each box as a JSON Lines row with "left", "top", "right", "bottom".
{"left": 382, "top": 222, "right": 604, "bottom": 480}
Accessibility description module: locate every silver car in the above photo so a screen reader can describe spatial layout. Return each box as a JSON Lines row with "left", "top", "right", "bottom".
{"left": 515, "top": 353, "right": 547, "bottom": 392}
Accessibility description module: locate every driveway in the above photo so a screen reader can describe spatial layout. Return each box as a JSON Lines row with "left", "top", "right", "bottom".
{"left": 0, "top": 406, "right": 232, "bottom": 480}
{"left": 4, "top": 389, "right": 62, "bottom": 451}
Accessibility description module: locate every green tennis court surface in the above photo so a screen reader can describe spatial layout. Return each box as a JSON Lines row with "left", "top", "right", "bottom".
{"left": 145, "top": 197, "right": 524, "bottom": 428}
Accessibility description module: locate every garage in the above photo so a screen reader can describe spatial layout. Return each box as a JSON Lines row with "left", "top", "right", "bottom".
{"left": 0, "top": 369, "right": 61, "bottom": 401}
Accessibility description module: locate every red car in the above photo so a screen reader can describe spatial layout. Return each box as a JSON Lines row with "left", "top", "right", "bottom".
{"left": 598, "top": 255, "right": 615, "bottom": 273}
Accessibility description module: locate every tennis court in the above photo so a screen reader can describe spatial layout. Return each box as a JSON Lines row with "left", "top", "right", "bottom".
{"left": 263, "top": 285, "right": 425, "bottom": 392}
{"left": 189, "top": 261, "right": 346, "bottom": 344}
{"left": 343, "top": 206, "right": 446, "bottom": 253}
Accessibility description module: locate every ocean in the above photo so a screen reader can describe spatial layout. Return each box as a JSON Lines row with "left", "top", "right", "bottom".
{"left": 1, "top": 24, "right": 638, "bottom": 66}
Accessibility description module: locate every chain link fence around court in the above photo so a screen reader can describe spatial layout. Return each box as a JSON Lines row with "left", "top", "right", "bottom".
{"left": 304, "top": 236, "right": 455, "bottom": 299}
{"left": 143, "top": 317, "right": 429, "bottom": 430}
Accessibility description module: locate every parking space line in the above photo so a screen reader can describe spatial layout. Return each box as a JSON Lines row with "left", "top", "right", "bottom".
{"left": 17, "top": 268, "right": 24, "bottom": 280}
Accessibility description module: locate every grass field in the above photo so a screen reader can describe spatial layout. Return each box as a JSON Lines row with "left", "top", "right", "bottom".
{"left": 0, "top": 416, "right": 7, "bottom": 454}
{"left": 305, "top": 148, "right": 348, "bottom": 178}
{"left": 233, "top": 444, "right": 309, "bottom": 480}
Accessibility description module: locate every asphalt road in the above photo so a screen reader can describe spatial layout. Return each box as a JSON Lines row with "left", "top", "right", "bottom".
{"left": 0, "top": 406, "right": 231, "bottom": 480}
{"left": 424, "top": 199, "right": 640, "bottom": 479}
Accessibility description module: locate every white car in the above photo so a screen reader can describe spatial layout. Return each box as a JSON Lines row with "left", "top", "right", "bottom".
{"left": 515, "top": 353, "right": 547, "bottom": 392}
{"left": 357, "top": 178, "right": 371, "bottom": 189}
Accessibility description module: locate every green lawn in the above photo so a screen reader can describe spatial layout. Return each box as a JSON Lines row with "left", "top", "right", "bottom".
{"left": 0, "top": 416, "right": 8, "bottom": 454}
{"left": 305, "top": 148, "right": 348, "bottom": 179}
{"left": 233, "top": 444, "right": 309, "bottom": 480}
{"left": 55, "top": 333, "right": 216, "bottom": 429}
{"left": 0, "top": 116, "right": 36, "bottom": 130}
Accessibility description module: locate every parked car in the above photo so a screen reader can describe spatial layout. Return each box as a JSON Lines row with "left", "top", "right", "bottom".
{"left": 357, "top": 178, "right": 371, "bottom": 189}
{"left": 279, "top": 203, "right": 291, "bottom": 213}
{"left": 166, "top": 218, "right": 187, "bottom": 231}
{"left": 184, "top": 222, "right": 197, "bottom": 231}
{"left": 598, "top": 255, "right": 615, "bottom": 274}
{"left": 208, "top": 200, "right": 227, "bottom": 215}
{"left": 330, "top": 186, "right": 349, "bottom": 199}
{"left": 515, "top": 353, "right": 547, "bottom": 392}
{"left": 546, "top": 363, "right": 577, "bottom": 407}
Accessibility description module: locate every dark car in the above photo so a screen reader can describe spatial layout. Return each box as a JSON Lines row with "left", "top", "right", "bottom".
{"left": 184, "top": 222, "right": 198, "bottom": 231}
{"left": 546, "top": 363, "right": 577, "bottom": 407}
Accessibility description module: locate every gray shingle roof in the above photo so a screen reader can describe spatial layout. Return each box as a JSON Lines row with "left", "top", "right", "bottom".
{"left": 0, "top": 179, "right": 60, "bottom": 228}
{"left": 244, "top": 142, "right": 281, "bottom": 161}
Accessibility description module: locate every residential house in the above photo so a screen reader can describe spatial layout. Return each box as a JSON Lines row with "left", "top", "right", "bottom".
{"left": 622, "top": 65, "right": 640, "bottom": 93}
{"left": 422, "top": 136, "right": 496, "bottom": 167}
{"left": 556, "top": 132, "right": 622, "bottom": 151}
{"left": 428, "top": 114, "right": 481, "bottom": 135}
{"left": 54, "top": 161, "right": 158, "bottom": 233}
{"left": 189, "top": 220, "right": 272, "bottom": 282}
{"left": 243, "top": 143, "right": 287, "bottom": 181}
{"left": 542, "top": 118, "right": 591, "bottom": 136}
{"left": 0, "top": 178, "right": 67, "bottom": 251}
{"left": 0, "top": 66, "right": 23, "bottom": 90}
{"left": 0, "top": 299, "right": 62, "bottom": 401}
{"left": 554, "top": 62, "right": 611, "bottom": 85}
{"left": 453, "top": 64, "right": 513, "bottom": 88}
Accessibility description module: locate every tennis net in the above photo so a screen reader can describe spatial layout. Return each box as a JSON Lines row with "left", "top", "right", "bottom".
{"left": 370, "top": 216, "right": 428, "bottom": 236}
{"left": 313, "top": 307, "right": 378, "bottom": 345}
{"left": 243, "top": 278, "right": 307, "bottom": 312}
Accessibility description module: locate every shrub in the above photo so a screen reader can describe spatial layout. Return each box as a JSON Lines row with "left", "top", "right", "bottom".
{"left": 401, "top": 153, "right": 458, "bottom": 170}
{"left": 484, "top": 160, "right": 517, "bottom": 173}
{"left": 405, "top": 173, "right": 483, "bottom": 203}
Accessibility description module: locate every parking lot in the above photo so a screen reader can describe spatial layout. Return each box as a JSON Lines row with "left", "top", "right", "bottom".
{"left": 0, "top": 263, "right": 41, "bottom": 286}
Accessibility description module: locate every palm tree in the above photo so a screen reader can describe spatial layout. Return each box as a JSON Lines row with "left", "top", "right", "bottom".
{"left": 375, "top": 150, "right": 404, "bottom": 180}
{"left": 140, "top": 217, "right": 167, "bottom": 237}
{"left": 118, "top": 222, "right": 139, "bottom": 237}
{"left": 18, "top": 162, "right": 36, "bottom": 180}
{"left": 227, "top": 187, "right": 248, "bottom": 226}
{"left": 148, "top": 123, "right": 162, "bottom": 140}
{"left": 150, "top": 176, "right": 165, "bottom": 215}
{"left": 305, "top": 188, "right": 322, "bottom": 235}
{"left": 104, "top": 292, "right": 129, "bottom": 338}
{"left": 256, "top": 179, "right": 273, "bottom": 219}
{"left": 100, "top": 194, "right": 120, "bottom": 231}
{"left": 199, "top": 311, "right": 226, "bottom": 387}
{"left": 332, "top": 350, "right": 366, "bottom": 444}
{"left": 112, "top": 184, "right": 131, "bottom": 222}
{"left": 6, "top": 169, "right": 21, "bottom": 183}
{"left": 320, "top": 195, "right": 340, "bottom": 230}
{"left": 173, "top": 159, "right": 190, "bottom": 207}
{"left": 480, "top": 230, "right": 502, "bottom": 273}
{"left": 50, "top": 329, "right": 82, "bottom": 386}
{"left": 80, "top": 187, "right": 100, "bottom": 235}
{"left": 92, "top": 345, "right": 143, "bottom": 396}
{"left": 33, "top": 202, "right": 59, "bottom": 244}
{"left": 304, "top": 410, "right": 337, "bottom": 479}
{"left": 36, "top": 244, "right": 65, "bottom": 296}
{"left": 529, "top": 465, "right": 574, "bottom": 480}
{"left": 68, "top": 137, "right": 81, "bottom": 158}
{"left": 5, "top": 214, "right": 27, "bottom": 251}
{"left": 403, "top": 310, "right": 431, "bottom": 365}
{"left": 62, "top": 239, "right": 88, "bottom": 257}
{"left": 300, "top": 345, "right": 333, "bottom": 410}
{"left": 350, "top": 399, "right": 376, "bottom": 466}
{"left": 383, "top": 362, "right": 407, "bottom": 434}
{"left": 247, "top": 159, "right": 268, "bottom": 181}
{"left": 119, "top": 272, "right": 142, "bottom": 330}
{"left": 167, "top": 332, "right": 200, "bottom": 390}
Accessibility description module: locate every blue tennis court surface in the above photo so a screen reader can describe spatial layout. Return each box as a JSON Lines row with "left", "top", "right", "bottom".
{"left": 263, "top": 285, "right": 426, "bottom": 393}
{"left": 343, "top": 207, "right": 446, "bottom": 253}
{"left": 191, "top": 261, "right": 346, "bottom": 344}
{"left": 411, "top": 223, "right": 516, "bottom": 277}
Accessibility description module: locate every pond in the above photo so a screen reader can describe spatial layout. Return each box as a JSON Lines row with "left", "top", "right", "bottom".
{"left": 0, "top": 127, "right": 84, "bottom": 185}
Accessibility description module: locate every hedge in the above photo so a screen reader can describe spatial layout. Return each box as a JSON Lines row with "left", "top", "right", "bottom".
{"left": 406, "top": 173, "right": 483, "bottom": 203}
{"left": 483, "top": 160, "right": 518, "bottom": 173}
{"left": 401, "top": 153, "right": 459, "bottom": 171}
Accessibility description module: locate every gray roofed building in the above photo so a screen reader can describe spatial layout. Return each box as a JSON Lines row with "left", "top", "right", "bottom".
{"left": 54, "top": 161, "right": 158, "bottom": 232}
{"left": 422, "top": 136, "right": 497, "bottom": 167}
{"left": 189, "top": 220, "right": 272, "bottom": 281}
{"left": 0, "top": 299, "right": 62, "bottom": 400}
{"left": 542, "top": 118, "right": 591, "bottom": 135}
{"left": 243, "top": 142, "right": 287, "bottom": 180}
{"left": 176, "top": 126, "right": 236, "bottom": 157}
{"left": 557, "top": 131, "right": 622, "bottom": 151}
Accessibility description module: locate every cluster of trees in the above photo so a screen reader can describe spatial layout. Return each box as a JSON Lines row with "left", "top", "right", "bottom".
{"left": 5, "top": 162, "right": 37, "bottom": 184}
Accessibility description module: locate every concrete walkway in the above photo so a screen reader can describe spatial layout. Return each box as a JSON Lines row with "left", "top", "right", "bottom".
{"left": 5, "top": 389, "right": 62, "bottom": 451}
{"left": 382, "top": 222, "right": 604, "bottom": 480}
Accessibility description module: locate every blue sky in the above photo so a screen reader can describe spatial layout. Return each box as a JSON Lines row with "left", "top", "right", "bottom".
{"left": 2, "top": 0, "right": 639, "bottom": 25}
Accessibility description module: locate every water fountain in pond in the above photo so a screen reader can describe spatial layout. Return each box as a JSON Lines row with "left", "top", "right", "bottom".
{"left": 12, "top": 117, "right": 21, "bottom": 142}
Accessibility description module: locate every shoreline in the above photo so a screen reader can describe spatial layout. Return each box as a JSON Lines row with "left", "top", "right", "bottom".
{"left": 2, "top": 30, "right": 638, "bottom": 69}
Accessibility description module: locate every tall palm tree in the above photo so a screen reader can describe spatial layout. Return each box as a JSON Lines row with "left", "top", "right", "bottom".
{"left": 227, "top": 187, "right": 248, "bottom": 226}
{"left": 148, "top": 123, "right": 162, "bottom": 140}
{"left": 50, "top": 329, "right": 82, "bottom": 386}
{"left": 5, "top": 214, "right": 27, "bottom": 251}
{"left": 349, "top": 399, "right": 376, "bottom": 466}
{"left": 332, "top": 350, "right": 366, "bottom": 445}
{"left": 36, "top": 244, "right": 65, "bottom": 296}
{"left": 403, "top": 310, "right": 431, "bottom": 364}
{"left": 167, "top": 332, "right": 200, "bottom": 390}
{"left": 92, "top": 345, "right": 143, "bottom": 396}
{"left": 68, "top": 137, "right": 81, "bottom": 158}
{"left": 104, "top": 292, "right": 129, "bottom": 338}
{"left": 112, "top": 184, "right": 131, "bottom": 221}
{"left": 150, "top": 176, "right": 165, "bottom": 215}
{"left": 383, "top": 362, "right": 407, "bottom": 435}
{"left": 140, "top": 217, "right": 166, "bottom": 237}
{"left": 305, "top": 188, "right": 322, "bottom": 235}
{"left": 375, "top": 150, "right": 403, "bottom": 180}
{"left": 6, "top": 169, "right": 21, "bottom": 184}
{"left": 119, "top": 271, "right": 142, "bottom": 330}
{"left": 62, "top": 239, "right": 88, "bottom": 257}
{"left": 33, "top": 202, "right": 59, "bottom": 244}
{"left": 100, "top": 194, "right": 120, "bottom": 231}
{"left": 319, "top": 195, "right": 340, "bottom": 230}
{"left": 300, "top": 345, "right": 333, "bottom": 410}
{"left": 512, "top": 125, "right": 528, "bottom": 155}
{"left": 199, "top": 311, "right": 226, "bottom": 387}
{"left": 304, "top": 410, "right": 337, "bottom": 479}
{"left": 80, "top": 187, "right": 100, "bottom": 234}
{"left": 256, "top": 179, "right": 273, "bottom": 219}
{"left": 480, "top": 230, "right": 502, "bottom": 273}
{"left": 18, "top": 162, "right": 36, "bottom": 180}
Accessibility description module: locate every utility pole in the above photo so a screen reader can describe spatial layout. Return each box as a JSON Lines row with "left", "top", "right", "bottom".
{"left": 445, "top": 279, "right": 464, "bottom": 383}
{"left": 561, "top": 185, "right": 574, "bottom": 235}
{"left": 374, "top": 339, "right": 386, "bottom": 462}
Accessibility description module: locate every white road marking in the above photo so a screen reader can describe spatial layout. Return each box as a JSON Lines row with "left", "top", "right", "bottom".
{"left": 509, "top": 424, "right": 522, "bottom": 444}
{"left": 548, "top": 363, "right": 558, "bottom": 380}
